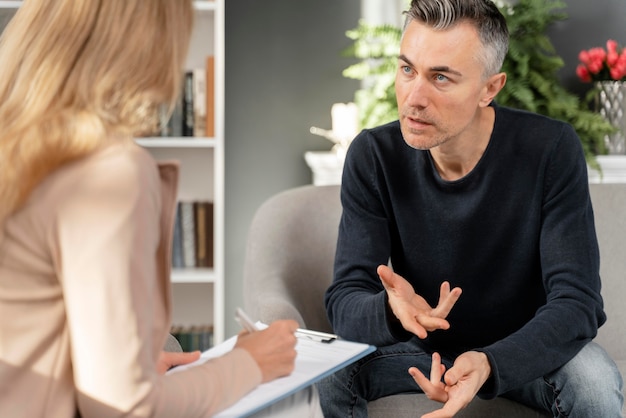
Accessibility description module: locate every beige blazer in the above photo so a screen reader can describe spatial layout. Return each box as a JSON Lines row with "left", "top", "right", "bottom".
{"left": 0, "top": 141, "right": 261, "bottom": 417}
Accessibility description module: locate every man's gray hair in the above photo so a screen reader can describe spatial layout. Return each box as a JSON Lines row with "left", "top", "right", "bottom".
{"left": 403, "top": 0, "right": 509, "bottom": 77}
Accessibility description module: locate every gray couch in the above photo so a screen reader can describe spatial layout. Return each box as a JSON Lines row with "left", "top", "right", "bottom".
{"left": 243, "top": 183, "right": 625, "bottom": 417}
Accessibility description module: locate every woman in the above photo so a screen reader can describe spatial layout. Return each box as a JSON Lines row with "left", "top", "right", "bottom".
{"left": 0, "top": 1, "right": 306, "bottom": 417}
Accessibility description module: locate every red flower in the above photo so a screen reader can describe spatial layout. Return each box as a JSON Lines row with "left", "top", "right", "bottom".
{"left": 576, "top": 65, "right": 592, "bottom": 82}
{"left": 577, "top": 40, "right": 626, "bottom": 83}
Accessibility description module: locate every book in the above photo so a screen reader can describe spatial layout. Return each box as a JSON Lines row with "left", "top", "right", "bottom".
{"left": 193, "top": 201, "right": 214, "bottom": 268}
{"left": 192, "top": 67, "right": 207, "bottom": 137}
{"left": 179, "top": 201, "right": 196, "bottom": 268}
{"left": 171, "top": 202, "right": 184, "bottom": 268}
{"left": 170, "top": 324, "right": 214, "bottom": 352}
{"left": 182, "top": 71, "right": 194, "bottom": 136}
{"left": 158, "top": 95, "right": 183, "bottom": 137}
{"left": 167, "top": 322, "right": 375, "bottom": 418}
{"left": 205, "top": 56, "right": 215, "bottom": 137}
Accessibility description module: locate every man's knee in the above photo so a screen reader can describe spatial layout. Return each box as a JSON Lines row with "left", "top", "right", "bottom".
{"left": 550, "top": 342, "right": 623, "bottom": 416}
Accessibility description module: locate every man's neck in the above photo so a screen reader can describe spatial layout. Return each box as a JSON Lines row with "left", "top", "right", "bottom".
{"left": 430, "top": 107, "right": 495, "bottom": 181}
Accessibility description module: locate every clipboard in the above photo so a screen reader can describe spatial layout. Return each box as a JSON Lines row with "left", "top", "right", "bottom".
{"left": 167, "top": 322, "right": 376, "bottom": 417}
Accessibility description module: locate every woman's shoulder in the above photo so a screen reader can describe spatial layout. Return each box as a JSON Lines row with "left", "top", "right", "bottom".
{"left": 35, "top": 140, "right": 159, "bottom": 207}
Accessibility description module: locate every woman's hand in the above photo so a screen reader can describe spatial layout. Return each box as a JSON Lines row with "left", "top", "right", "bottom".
{"left": 234, "top": 319, "right": 299, "bottom": 383}
{"left": 157, "top": 350, "right": 201, "bottom": 375}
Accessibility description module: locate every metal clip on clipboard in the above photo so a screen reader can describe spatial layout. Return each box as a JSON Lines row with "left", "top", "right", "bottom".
{"left": 236, "top": 307, "right": 338, "bottom": 343}
{"left": 295, "top": 328, "right": 338, "bottom": 343}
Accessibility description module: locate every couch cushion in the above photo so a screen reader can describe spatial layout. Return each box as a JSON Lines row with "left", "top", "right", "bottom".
{"left": 368, "top": 394, "right": 550, "bottom": 417}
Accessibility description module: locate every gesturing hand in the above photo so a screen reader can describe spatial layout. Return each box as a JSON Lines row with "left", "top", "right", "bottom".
{"left": 408, "top": 351, "right": 492, "bottom": 418}
{"left": 377, "top": 265, "right": 462, "bottom": 338}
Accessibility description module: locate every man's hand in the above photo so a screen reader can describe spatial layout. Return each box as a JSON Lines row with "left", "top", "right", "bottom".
{"left": 409, "top": 351, "right": 492, "bottom": 418}
{"left": 157, "top": 350, "right": 201, "bottom": 375}
{"left": 377, "top": 265, "right": 462, "bottom": 338}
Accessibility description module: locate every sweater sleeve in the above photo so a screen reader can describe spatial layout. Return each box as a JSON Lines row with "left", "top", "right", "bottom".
{"left": 477, "top": 124, "right": 605, "bottom": 397}
{"left": 55, "top": 147, "right": 262, "bottom": 417}
{"left": 325, "top": 130, "right": 411, "bottom": 346}
{"left": 156, "top": 348, "right": 262, "bottom": 416}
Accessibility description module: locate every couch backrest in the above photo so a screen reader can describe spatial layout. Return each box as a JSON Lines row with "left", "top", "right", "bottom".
{"left": 589, "top": 183, "right": 626, "bottom": 362}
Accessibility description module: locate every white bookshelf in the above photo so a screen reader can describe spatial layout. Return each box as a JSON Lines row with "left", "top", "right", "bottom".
{"left": 141, "top": 0, "right": 226, "bottom": 345}
{"left": 0, "top": 0, "right": 226, "bottom": 345}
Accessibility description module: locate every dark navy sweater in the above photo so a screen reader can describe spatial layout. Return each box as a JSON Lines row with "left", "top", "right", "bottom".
{"left": 325, "top": 104, "right": 606, "bottom": 397}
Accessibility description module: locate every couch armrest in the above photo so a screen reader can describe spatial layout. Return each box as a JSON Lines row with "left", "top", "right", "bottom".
{"left": 164, "top": 333, "right": 183, "bottom": 352}
{"left": 246, "top": 292, "right": 307, "bottom": 328}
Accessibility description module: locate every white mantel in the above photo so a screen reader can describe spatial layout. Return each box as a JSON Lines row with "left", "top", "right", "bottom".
{"left": 587, "top": 156, "right": 626, "bottom": 184}
{"left": 305, "top": 152, "right": 626, "bottom": 186}
{"left": 304, "top": 151, "right": 345, "bottom": 186}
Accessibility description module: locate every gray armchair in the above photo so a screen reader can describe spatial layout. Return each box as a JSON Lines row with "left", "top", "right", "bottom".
{"left": 243, "top": 184, "right": 625, "bottom": 417}
{"left": 164, "top": 334, "right": 183, "bottom": 352}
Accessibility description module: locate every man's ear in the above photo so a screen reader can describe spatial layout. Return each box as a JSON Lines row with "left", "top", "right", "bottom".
{"left": 480, "top": 72, "right": 507, "bottom": 107}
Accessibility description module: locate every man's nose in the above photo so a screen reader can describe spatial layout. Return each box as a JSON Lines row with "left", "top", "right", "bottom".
{"left": 405, "top": 76, "right": 430, "bottom": 109}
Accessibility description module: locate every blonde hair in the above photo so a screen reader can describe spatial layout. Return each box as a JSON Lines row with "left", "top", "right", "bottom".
{"left": 0, "top": 0, "right": 194, "bottom": 223}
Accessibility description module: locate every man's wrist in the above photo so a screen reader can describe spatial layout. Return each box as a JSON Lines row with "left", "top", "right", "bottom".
{"left": 384, "top": 293, "right": 412, "bottom": 340}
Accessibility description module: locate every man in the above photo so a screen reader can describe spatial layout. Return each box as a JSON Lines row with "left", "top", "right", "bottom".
{"left": 318, "top": 0, "right": 624, "bottom": 417}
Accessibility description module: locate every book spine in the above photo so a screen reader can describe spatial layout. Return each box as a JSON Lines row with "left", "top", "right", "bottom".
{"left": 193, "top": 201, "right": 214, "bottom": 268}
{"left": 205, "top": 56, "right": 215, "bottom": 138}
{"left": 201, "top": 325, "right": 214, "bottom": 351}
{"left": 192, "top": 67, "right": 207, "bottom": 137}
{"left": 170, "top": 324, "right": 214, "bottom": 352}
{"left": 180, "top": 201, "right": 196, "bottom": 268}
{"left": 182, "top": 71, "right": 194, "bottom": 136}
{"left": 171, "top": 202, "right": 184, "bottom": 268}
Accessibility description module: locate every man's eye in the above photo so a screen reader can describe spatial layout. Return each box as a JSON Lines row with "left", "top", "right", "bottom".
{"left": 401, "top": 66, "right": 412, "bottom": 74}
{"left": 435, "top": 74, "right": 449, "bottom": 82}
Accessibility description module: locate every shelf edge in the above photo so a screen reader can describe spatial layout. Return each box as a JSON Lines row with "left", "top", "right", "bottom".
{"left": 171, "top": 267, "right": 216, "bottom": 284}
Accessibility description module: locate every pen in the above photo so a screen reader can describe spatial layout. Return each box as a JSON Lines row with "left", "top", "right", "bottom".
{"left": 235, "top": 307, "right": 259, "bottom": 333}
{"left": 235, "top": 307, "right": 339, "bottom": 343}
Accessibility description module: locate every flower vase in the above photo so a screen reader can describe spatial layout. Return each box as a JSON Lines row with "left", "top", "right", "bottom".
{"left": 595, "top": 81, "right": 626, "bottom": 154}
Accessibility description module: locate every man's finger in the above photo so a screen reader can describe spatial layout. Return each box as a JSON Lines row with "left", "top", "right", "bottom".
{"left": 409, "top": 366, "right": 431, "bottom": 389}
{"left": 377, "top": 265, "right": 396, "bottom": 289}
{"left": 408, "top": 367, "right": 448, "bottom": 403}
{"left": 415, "top": 312, "right": 451, "bottom": 332}
{"left": 432, "top": 282, "right": 462, "bottom": 318}
{"left": 430, "top": 352, "right": 444, "bottom": 386}
{"left": 420, "top": 388, "right": 471, "bottom": 418}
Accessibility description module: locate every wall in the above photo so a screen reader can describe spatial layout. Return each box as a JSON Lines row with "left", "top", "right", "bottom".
{"left": 548, "top": 0, "right": 626, "bottom": 97}
{"left": 224, "top": 0, "right": 360, "bottom": 337}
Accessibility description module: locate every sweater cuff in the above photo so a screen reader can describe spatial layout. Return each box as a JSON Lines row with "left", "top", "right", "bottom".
{"left": 475, "top": 349, "right": 499, "bottom": 399}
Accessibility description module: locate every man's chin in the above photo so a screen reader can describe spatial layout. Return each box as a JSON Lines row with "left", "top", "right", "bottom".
{"left": 404, "top": 140, "right": 430, "bottom": 150}
{"left": 401, "top": 129, "right": 439, "bottom": 150}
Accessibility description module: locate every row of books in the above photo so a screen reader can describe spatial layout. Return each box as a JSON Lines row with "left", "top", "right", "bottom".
{"left": 171, "top": 324, "right": 214, "bottom": 352}
{"left": 172, "top": 200, "right": 214, "bottom": 269}
{"left": 156, "top": 56, "right": 215, "bottom": 138}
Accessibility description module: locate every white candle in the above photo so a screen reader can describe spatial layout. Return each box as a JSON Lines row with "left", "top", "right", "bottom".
{"left": 331, "top": 102, "right": 359, "bottom": 142}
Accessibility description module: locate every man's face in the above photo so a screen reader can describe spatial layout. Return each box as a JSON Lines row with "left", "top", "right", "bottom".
{"left": 395, "top": 20, "right": 493, "bottom": 150}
